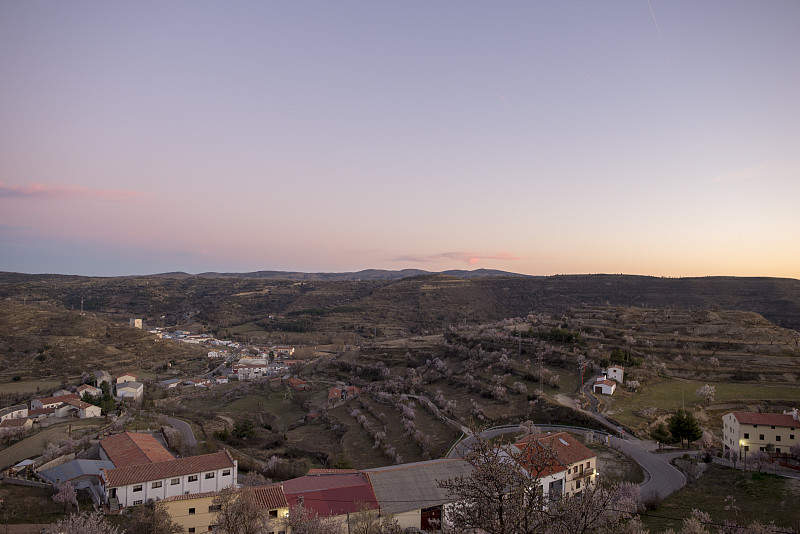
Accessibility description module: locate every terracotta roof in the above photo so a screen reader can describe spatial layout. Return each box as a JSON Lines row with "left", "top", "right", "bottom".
{"left": 596, "top": 379, "right": 616, "bottom": 387}
{"left": 282, "top": 472, "right": 377, "bottom": 517}
{"left": 250, "top": 484, "right": 288, "bottom": 509}
{"left": 64, "top": 398, "right": 93, "bottom": 410}
{"left": 104, "top": 450, "right": 235, "bottom": 487}
{"left": 732, "top": 412, "right": 799, "bottom": 428}
{"left": 36, "top": 394, "right": 80, "bottom": 406}
{"left": 328, "top": 388, "right": 343, "bottom": 399}
{"left": 100, "top": 432, "right": 174, "bottom": 468}
{"left": 515, "top": 432, "right": 595, "bottom": 472}
{"left": 162, "top": 490, "right": 219, "bottom": 503}
{"left": 306, "top": 469, "right": 358, "bottom": 475}
{"left": 0, "top": 418, "right": 30, "bottom": 428}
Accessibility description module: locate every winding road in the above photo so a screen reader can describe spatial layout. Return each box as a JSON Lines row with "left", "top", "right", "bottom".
{"left": 164, "top": 416, "right": 198, "bottom": 451}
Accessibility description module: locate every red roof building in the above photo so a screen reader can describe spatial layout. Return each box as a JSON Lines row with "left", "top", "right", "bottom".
{"left": 282, "top": 472, "right": 378, "bottom": 518}
{"left": 287, "top": 378, "right": 311, "bottom": 391}
{"left": 100, "top": 432, "right": 175, "bottom": 468}
{"left": 722, "top": 409, "right": 800, "bottom": 455}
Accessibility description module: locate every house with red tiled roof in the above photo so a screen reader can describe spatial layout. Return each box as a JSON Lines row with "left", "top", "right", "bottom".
{"left": 722, "top": 409, "right": 800, "bottom": 456}
{"left": 0, "top": 405, "right": 28, "bottom": 423}
{"left": 0, "top": 417, "right": 32, "bottom": 431}
{"left": 101, "top": 450, "right": 237, "bottom": 508}
{"left": 30, "top": 394, "right": 101, "bottom": 418}
{"left": 514, "top": 432, "right": 596, "bottom": 498}
{"left": 282, "top": 471, "right": 378, "bottom": 524}
{"left": 99, "top": 432, "right": 175, "bottom": 468}
{"left": 287, "top": 377, "right": 310, "bottom": 391}
{"left": 116, "top": 372, "right": 138, "bottom": 384}
{"left": 593, "top": 378, "right": 616, "bottom": 396}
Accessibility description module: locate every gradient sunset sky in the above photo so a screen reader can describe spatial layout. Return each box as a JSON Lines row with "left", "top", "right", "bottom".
{"left": 1, "top": 1, "right": 798, "bottom": 278}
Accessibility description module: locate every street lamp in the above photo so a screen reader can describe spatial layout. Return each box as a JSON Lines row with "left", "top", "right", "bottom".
{"left": 740, "top": 439, "right": 747, "bottom": 471}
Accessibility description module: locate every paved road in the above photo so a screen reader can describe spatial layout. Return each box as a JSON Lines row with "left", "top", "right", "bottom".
{"left": 164, "top": 416, "right": 197, "bottom": 450}
{"left": 610, "top": 436, "right": 686, "bottom": 498}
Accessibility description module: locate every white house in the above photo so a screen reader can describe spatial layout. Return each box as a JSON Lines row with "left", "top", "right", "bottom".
{"left": 94, "top": 370, "right": 113, "bottom": 388}
{"left": 77, "top": 384, "right": 103, "bottom": 398}
{"left": 606, "top": 366, "right": 624, "bottom": 383}
{"left": 30, "top": 394, "right": 101, "bottom": 418}
{"left": 593, "top": 379, "right": 617, "bottom": 396}
{"left": 101, "top": 450, "right": 238, "bottom": 508}
{"left": 232, "top": 361, "right": 269, "bottom": 381}
{"left": 0, "top": 405, "right": 28, "bottom": 422}
{"left": 116, "top": 373, "right": 139, "bottom": 384}
{"left": 159, "top": 379, "right": 181, "bottom": 389}
{"left": 116, "top": 381, "right": 144, "bottom": 402}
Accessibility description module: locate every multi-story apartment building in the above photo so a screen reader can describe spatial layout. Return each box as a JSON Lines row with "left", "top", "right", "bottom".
{"left": 722, "top": 409, "right": 800, "bottom": 455}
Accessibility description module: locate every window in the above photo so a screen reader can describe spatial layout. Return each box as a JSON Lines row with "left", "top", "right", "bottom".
{"left": 745, "top": 446, "right": 749, "bottom": 451}
{"left": 222, "top": 469, "right": 231, "bottom": 476}
{"left": 771, "top": 426, "right": 776, "bottom": 429}
{"left": 567, "top": 468, "right": 571, "bottom": 474}
{"left": 188, "top": 475, "right": 198, "bottom": 482}
{"left": 753, "top": 425, "right": 758, "bottom": 428}
{"left": 171, "top": 478, "right": 180, "bottom": 485}
{"left": 269, "top": 510, "right": 278, "bottom": 518}
{"left": 575, "top": 480, "right": 581, "bottom": 489}
{"left": 744, "top": 433, "right": 749, "bottom": 439}
{"left": 152, "top": 481, "right": 162, "bottom": 489}
{"left": 586, "top": 461, "right": 590, "bottom": 469}
{"left": 760, "top": 434, "right": 765, "bottom": 440}
{"left": 133, "top": 500, "right": 143, "bottom": 506}
{"left": 205, "top": 472, "right": 215, "bottom": 479}
{"left": 776, "top": 448, "right": 782, "bottom": 453}
{"left": 791, "top": 435, "right": 795, "bottom": 440}
{"left": 188, "top": 529, "right": 195, "bottom": 533}
{"left": 189, "top": 508, "right": 196, "bottom": 515}
{"left": 209, "top": 505, "right": 221, "bottom": 512}
{"left": 133, "top": 485, "right": 143, "bottom": 492}
{"left": 776, "top": 435, "right": 781, "bottom": 441}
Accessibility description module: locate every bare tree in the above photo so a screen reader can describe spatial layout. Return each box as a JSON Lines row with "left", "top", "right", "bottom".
{"left": 281, "top": 503, "right": 345, "bottom": 534}
{"left": 124, "top": 502, "right": 183, "bottom": 534}
{"left": 695, "top": 384, "right": 715, "bottom": 403}
{"left": 438, "top": 433, "right": 646, "bottom": 534}
{"left": 212, "top": 487, "right": 274, "bottom": 534}
{"left": 44, "top": 512, "right": 120, "bottom": 534}
{"left": 52, "top": 482, "right": 78, "bottom": 512}
{"left": 348, "top": 503, "right": 403, "bottom": 534}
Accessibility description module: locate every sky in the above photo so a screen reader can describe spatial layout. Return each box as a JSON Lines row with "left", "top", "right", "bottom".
{"left": 1, "top": 1, "right": 799, "bottom": 278}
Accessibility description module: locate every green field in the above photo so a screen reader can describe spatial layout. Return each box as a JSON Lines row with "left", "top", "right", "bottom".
{"left": 0, "top": 379, "right": 62, "bottom": 394}
{"left": 609, "top": 379, "right": 800, "bottom": 428}
{"left": 641, "top": 463, "right": 800, "bottom": 532}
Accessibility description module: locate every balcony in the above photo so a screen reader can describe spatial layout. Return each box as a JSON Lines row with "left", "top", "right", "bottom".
{"left": 573, "top": 468, "right": 595, "bottom": 480}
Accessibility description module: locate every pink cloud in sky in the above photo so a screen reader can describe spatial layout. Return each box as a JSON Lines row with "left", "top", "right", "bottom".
{"left": 0, "top": 182, "right": 150, "bottom": 202}
{"left": 394, "top": 251, "right": 523, "bottom": 265}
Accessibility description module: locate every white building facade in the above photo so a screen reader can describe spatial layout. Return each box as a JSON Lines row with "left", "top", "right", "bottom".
{"left": 102, "top": 450, "right": 237, "bottom": 508}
